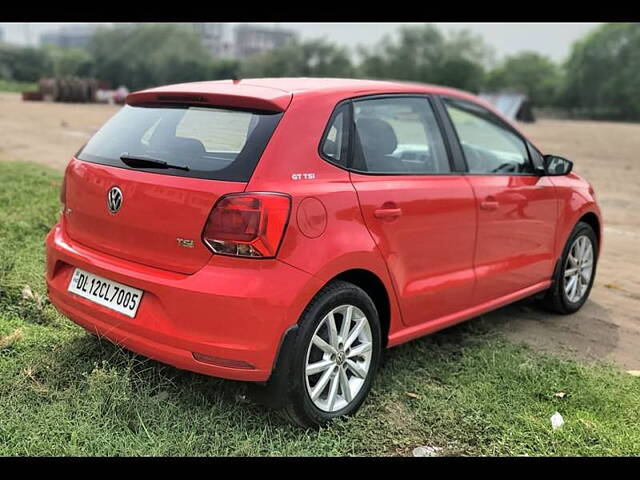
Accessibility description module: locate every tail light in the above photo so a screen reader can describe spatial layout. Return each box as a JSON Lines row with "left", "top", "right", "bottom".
{"left": 202, "top": 193, "right": 291, "bottom": 258}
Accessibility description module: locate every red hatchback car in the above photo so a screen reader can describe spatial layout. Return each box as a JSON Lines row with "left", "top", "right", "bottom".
{"left": 46, "top": 78, "right": 602, "bottom": 427}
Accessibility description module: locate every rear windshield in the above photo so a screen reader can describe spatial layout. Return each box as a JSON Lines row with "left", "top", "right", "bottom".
{"left": 77, "top": 104, "right": 283, "bottom": 182}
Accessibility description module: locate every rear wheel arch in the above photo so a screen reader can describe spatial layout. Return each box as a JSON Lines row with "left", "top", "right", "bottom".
{"left": 330, "top": 269, "right": 391, "bottom": 348}
{"left": 263, "top": 268, "right": 391, "bottom": 385}
{"left": 251, "top": 273, "right": 387, "bottom": 420}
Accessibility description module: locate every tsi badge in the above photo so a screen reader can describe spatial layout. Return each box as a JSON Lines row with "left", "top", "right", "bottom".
{"left": 107, "top": 186, "right": 123, "bottom": 214}
{"left": 176, "top": 238, "right": 195, "bottom": 249}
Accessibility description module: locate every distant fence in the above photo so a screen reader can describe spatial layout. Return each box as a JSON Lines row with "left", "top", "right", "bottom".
{"left": 534, "top": 107, "right": 640, "bottom": 122}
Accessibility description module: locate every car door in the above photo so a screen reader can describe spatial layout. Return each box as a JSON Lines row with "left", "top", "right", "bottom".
{"left": 441, "top": 96, "right": 558, "bottom": 304}
{"left": 347, "top": 95, "right": 477, "bottom": 326}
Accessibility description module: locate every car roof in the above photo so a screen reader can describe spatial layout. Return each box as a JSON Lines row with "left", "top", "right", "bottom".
{"left": 127, "top": 77, "right": 481, "bottom": 110}
{"left": 126, "top": 77, "right": 527, "bottom": 141}
{"left": 126, "top": 77, "right": 537, "bottom": 154}
{"left": 168, "top": 77, "right": 473, "bottom": 97}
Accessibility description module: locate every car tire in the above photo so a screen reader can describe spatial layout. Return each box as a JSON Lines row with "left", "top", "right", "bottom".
{"left": 541, "top": 221, "right": 598, "bottom": 314}
{"left": 264, "top": 280, "right": 382, "bottom": 428}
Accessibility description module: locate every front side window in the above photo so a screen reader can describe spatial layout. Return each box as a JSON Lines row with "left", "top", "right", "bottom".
{"left": 444, "top": 98, "right": 534, "bottom": 175}
{"left": 78, "top": 104, "right": 282, "bottom": 181}
{"left": 351, "top": 97, "right": 450, "bottom": 174}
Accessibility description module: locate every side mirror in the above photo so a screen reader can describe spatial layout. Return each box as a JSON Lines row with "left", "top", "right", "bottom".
{"left": 543, "top": 155, "right": 573, "bottom": 176}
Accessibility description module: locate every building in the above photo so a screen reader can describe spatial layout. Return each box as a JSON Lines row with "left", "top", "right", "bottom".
{"left": 40, "top": 24, "right": 97, "bottom": 49}
{"left": 187, "top": 23, "right": 232, "bottom": 58}
{"left": 0, "top": 27, "right": 4, "bottom": 44}
{"left": 233, "top": 24, "right": 297, "bottom": 58}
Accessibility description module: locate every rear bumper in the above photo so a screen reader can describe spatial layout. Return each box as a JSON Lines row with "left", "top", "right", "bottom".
{"left": 46, "top": 222, "right": 321, "bottom": 381}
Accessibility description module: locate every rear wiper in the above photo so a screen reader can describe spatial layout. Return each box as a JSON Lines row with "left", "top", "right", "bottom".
{"left": 119, "top": 153, "right": 190, "bottom": 171}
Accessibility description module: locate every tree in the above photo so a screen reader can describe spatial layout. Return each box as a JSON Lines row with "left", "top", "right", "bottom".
{"left": 485, "top": 51, "right": 561, "bottom": 107}
{"left": 559, "top": 23, "right": 640, "bottom": 119}
{"left": 209, "top": 59, "right": 241, "bottom": 80}
{"left": 45, "top": 46, "right": 94, "bottom": 77}
{"left": 89, "top": 24, "right": 215, "bottom": 90}
{"left": 240, "top": 39, "right": 355, "bottom": 78}
{"left": 357, "top": 24, "right": 493, "bottom": 93}
{"left": 0, "top": 45, "right": 53, "bottom": 82}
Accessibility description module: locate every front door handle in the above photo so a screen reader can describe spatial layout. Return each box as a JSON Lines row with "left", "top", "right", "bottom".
{"left": 374, "top": 207, "right": 403, "bottom": 219}
{"left": 480, "top": 196, "right": 499, "bottom": 211}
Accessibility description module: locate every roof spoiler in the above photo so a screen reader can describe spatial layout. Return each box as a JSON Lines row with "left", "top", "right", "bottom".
{"left": 126, "top": 82, "right": 293, "bottom": 112}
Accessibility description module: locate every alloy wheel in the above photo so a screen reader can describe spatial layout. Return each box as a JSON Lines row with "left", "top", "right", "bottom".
{"left": 304, "top": 304, "right": 373, "bottom": 412}
{"left": 563, "top": 234, "right": 594, "bottom": 303}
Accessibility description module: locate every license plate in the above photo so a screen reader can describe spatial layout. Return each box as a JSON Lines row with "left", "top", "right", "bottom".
{"left": 68, "top": 268, "right": 143, "bottom": 318}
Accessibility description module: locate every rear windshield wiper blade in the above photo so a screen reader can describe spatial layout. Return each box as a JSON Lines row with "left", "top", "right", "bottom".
{"left": 119, "top": 153, "right": 190, "bottom": 171}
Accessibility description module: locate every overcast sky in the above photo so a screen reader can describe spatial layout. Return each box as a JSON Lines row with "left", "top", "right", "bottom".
{"left": 0, "top": 22, "right": 601, "bottom": 63}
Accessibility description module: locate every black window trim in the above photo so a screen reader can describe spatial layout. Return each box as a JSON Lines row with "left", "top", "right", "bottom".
{"left": 318, "top": 101, "right": 351, "bottom": 169}
{"left": 438, "top": 94, "right": 540, "bottom": 177}
{"left": 526, "top": 140, "right": 546, "bottom": 173}
{"left": 317, "top": 93, "right": 460, "bottom": 177}
{"left": 431, "top": 95, "right": 467, "bottom": 173}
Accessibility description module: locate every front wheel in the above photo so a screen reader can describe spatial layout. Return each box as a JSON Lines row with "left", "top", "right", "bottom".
{"left": 276, "top": 280, "right": 382, "bottom": 428}
{"left": 541, "top": 221, "right": 598, "bottom": 314}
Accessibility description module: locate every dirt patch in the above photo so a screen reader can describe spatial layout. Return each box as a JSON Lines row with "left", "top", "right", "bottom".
{"left": 0, "top": 92, "right": 120, "bottom": 170}
{"left": 514, "top": 119, "right": 640, "bottom": 369}
{"left": 0, "top": 92, "right": 638, "bottom": 369}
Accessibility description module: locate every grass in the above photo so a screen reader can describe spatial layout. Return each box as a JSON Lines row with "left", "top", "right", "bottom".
{"left": 0, "top": 160, "right": 639, "bottom": 456}
{"left": 0, "top": 80, "right": 38, "bottom": 93}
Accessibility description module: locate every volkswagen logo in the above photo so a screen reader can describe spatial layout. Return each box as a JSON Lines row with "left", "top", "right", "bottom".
{"left": 107, "top": 187, "right": 123, "bottom": 214}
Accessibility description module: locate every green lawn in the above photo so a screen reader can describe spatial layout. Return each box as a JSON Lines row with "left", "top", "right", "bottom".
{"left": 0, "top": 161, "right": 638, "bottom": 456}
{"left": 0, "top": 80, "right": 38, "bottom": 93}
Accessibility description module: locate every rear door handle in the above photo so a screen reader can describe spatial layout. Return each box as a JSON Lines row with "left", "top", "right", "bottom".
{"left": 480, "top": 196, "right": 499, "bottom": 211}
{"left": 374, "top": 207, "right": 402, "bottom": 219}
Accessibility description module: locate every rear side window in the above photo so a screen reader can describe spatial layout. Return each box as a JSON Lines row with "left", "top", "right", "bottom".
{"left": 78, "top": 105, "right": 283, "bottom": 182}
{"left": 320, "top": 104, "right": 348, "bottom": 167}
{"left": 351, "top": 97, "right": 450, "bottom": 174}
